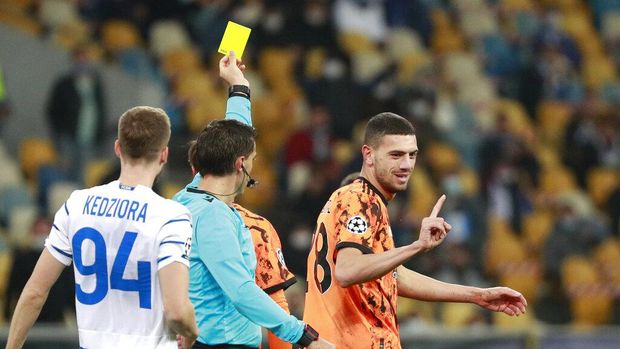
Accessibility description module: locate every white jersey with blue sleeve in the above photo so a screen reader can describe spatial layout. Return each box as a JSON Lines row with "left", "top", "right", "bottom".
{"left": 45, "top": 181, "right": 193, "bottom": 349}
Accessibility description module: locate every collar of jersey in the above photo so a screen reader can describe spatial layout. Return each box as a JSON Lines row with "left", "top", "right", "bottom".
{"left": 358, "top": 176, "right": 389, "bottom": 206}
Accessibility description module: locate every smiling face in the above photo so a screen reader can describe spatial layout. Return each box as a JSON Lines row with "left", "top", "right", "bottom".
{"left": 363, "top": 134, "right": 418, "bottom": 197}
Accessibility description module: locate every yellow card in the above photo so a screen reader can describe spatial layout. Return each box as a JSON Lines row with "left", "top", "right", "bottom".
{"left": 218, "top": 21, "right": 252, "bottom": 59}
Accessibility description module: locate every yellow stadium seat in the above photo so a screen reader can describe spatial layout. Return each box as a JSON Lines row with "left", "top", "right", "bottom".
{"left": 582, "top": 54, "right": 617, "bottom": 89}
{"left": 441, "top": 303, "right": 480, "bottom": 328}
{"left": 84, "top": 159, "right": 113, "bottom": 188}
{"left": 406, "top": 167, "right": 439, "bottom": 218}
{"left": 161, "top": 47, "right": 202, "bottom": 78}
{"left": 185, "top": 92, "right": 227, "bottom": 135}
{"left": 496, "top": 99, "right": 534, "bottom": 137}
{"left": 397, "top": 52, "right": 432, "bottom": 87}
{"left": 101, "top": 20, "right": 141, "bottom": 55}
{"left": 522, "top": 210, "right": 554, "bottom": 255}
{"left": 236, "top": 164, "right": 276, "bottom": 209}
{"left": 560, "top": 255, "right": 612, "bottom": 326}
{"left": 304, "top": 48, "right": 327, "bottom": 80}
{"left": 593, "top": 239, "right": 620, "bottom": 286}
{"left": 425, "top": 142, "right": 461, "bottom": 176}
{"left": 0, "top": 10, "right": 42, "bottom": 36}
{"left": 337, "top": 32, "right": 376, "bottom": 55}
{"left": 539, "top": 165, "right": 577, "bottom": 196}
{"left": 493, "top": 308, "right": 534, "bottom": 330}
{"left": 586, "top": 167, "right": 619, "bottom": 208}
{"left": 537, "top": 101, "right": 573, "bottom": 150}
{"left": 160, "top": 181, "right": 183, "bottom": 200}
{"left": 498, "top": 260, "right": 541, "bottom": 303}
{"left": 19, "top": 138, "right": 58, "bottom": 183}
{"left": 500, "top": 0, "right": 534, "bottom": 11}
{"left": 173, "top": 69, "right": 215, "bottom": 101}
{"left": 53, "top": 19, "right": 90, "bottom": 50}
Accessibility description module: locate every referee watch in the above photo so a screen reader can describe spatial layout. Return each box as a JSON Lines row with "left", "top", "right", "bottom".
{"left": 297, "top": 324, "right": 319, "bottom": 347}
{"left": 228, "top": 84, "right": 250, "bottom": 99}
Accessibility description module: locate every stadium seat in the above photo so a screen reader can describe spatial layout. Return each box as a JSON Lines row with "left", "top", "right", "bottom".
{"left": 582, "top": 54, "right": 617, "bottom": 89}
{"left": 539, "top": 165, "right": 578, "bottom": 196}
{"left": 406, "top": 167, "right": 439, "bottom": 218}
{"left": 101, "top": 20, "right": 141, "bottom": 56}
{"left": 53, "top": 19, "right": 90, "bottom": 50}
{"left": 560, "top": 256, "right": 613, "bottom": 327}
{"left": 493, "top": 309, "right": 535, "bottom": 329}
{"left": 161, "top": 47, "right": 202, "bottom": 78}
{"left": 19, "top": 138, "right": 58, "bottom": 183}
{"left": 8, "top": 204, "right": 37, "bottom": 247}
{"left": 440, "top": 303, "right": 481, "bottom": 328}
{"left": 522, "top": 210, "right": 554, "bottom": 256}
{"left": 337, "top": 32, "right": 376, "bottom": 55}
{"left": 149, "top": 20, "right": 191, "bottom": 57}
{"left": 500, "top": 0, "right": 534, "bottom": 11}
{"left": 84, "top": 159, "right": 113, "bottom": 188}
{"left": 237, "top": 164, "right": 276, "bottom": 209}
{"left": 0, "top": 185, "right": 32, "bottom": 227}
{"left": 586, "top": 167, "right": 619, "bottom": 208}
{"left": 0, "top": 9, "right": 42, "bottom": 35}
{"left": 38, "top": 0, "right": 78, "bottom": 30}
{"left": 537, "top": 101, "right": 573, "bottom": 150}
{"left": 386, "top": 28, "right": 423, "bottom": 61}
{"left": 47, "top": 181, "right": 79, "bottom": 218}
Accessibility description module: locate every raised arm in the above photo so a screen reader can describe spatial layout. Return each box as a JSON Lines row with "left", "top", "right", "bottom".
{"left": 220, "top": 51, "right": 252, "bottom": 126}
{"left": 335, "top": 195, "right": 451, "bottom": 287}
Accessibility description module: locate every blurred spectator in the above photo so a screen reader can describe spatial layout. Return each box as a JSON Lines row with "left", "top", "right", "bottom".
{"left": 333, "top": 0, "right": 388, "bottom": 43}
{"left": 479, "top": 114, "right": 538, "bottom": 232}
{"left": 46, "top": 45, "right": 107, "bottom": 184}
{"left": 543, "top": 192, "right": 610, "bottom": 281}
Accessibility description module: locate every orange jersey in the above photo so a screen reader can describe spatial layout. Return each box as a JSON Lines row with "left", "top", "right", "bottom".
{"left": 304, "top": 178, "right": 400, "bottom": 349}
{"left": 234, "top": 204, "right": 296, "bottom": 294}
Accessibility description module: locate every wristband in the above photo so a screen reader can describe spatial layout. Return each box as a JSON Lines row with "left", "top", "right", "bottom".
{"left": 228, "top": 84, "right": 250, "bottom": 99}
{"left": 296, "top": 324, "right": 319, "bottom": 347}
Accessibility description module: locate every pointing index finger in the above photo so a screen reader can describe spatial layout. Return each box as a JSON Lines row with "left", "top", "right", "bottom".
{"left": 429, "top": 194, "right": 446, "bottom": 218}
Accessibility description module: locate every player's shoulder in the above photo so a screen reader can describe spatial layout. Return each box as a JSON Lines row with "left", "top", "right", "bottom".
{"left": 233, "top": 204, "right": 264, "bottom": 221}
{"left": 334, "top": 178, "right": 380, "bottom": 206}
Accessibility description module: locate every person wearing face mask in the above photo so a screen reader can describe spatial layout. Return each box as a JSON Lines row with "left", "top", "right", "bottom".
{"left": 46, "top": 44, "right": 107, "bottom": 184}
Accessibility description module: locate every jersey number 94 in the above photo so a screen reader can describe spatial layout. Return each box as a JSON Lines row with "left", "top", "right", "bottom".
{"left": 72, "top": 227, "right": 151, "bottom": 309}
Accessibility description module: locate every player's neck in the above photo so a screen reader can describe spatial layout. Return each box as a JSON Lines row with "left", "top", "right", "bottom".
{"left": 359, "top": 168, "right": 396, "bottom": 201}
{"left": 118, "top": 162, "right": 159, "bottom": 189}
{"left": 197, "top": 174, "right": 239, "bottom": 205}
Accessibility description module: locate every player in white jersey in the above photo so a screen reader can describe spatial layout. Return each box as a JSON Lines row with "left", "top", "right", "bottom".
{"left": 6, "top": 106, "right": 198, "bottom": 349}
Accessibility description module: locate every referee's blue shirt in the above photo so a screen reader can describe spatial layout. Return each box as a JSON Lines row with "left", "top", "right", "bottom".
{"left": 173, "top": 96, "right": 304, "bottom": 347}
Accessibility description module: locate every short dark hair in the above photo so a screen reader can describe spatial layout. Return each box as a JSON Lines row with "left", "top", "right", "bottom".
{"left": 363, "top": 112, "right": 416, "bottom": 147}
{"left": 191, "top": 119, "right": 256, "bottom": 176}
{"left": 118, "top": 106, "right": 171, "bottom": 162}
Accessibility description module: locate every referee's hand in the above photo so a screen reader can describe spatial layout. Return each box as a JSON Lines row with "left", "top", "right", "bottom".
{"left": 219, "top": 50, "right": 249, "bottom": 87}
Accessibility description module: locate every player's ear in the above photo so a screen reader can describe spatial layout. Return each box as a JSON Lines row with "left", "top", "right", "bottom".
{"left": 114, "top": 140, "right": 122, "bottom": 158}
{"left": 362, "top": 144, "right": 373, "bottom": 166}
{"left": 234, "top": 156, "right": 244, "bottom": 173}
{"left": 160, "top": 146, "right": 169, "bottom": 165}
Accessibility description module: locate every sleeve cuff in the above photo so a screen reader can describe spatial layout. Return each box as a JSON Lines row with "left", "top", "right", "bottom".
{"left": 262, "top": 276, "right": 297, "bottom": 295}
{"left": 335, "top": 241, "right": 373, "bottom": 255}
